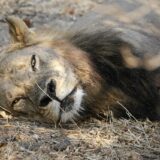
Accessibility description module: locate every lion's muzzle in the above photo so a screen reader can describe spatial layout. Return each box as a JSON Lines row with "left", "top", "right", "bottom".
{"left": 39, "top": 79, "right": 78, "bottom": 112}
{"left": 39, "top": 79, "right": 61, "bottom": 107}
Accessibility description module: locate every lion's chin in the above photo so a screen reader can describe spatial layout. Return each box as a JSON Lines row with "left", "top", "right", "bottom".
{"left": 60, "top": 87, "right": 85, "bottom": 123}
{"left": 39, "top": 87, "right": 85, "bottom": 123}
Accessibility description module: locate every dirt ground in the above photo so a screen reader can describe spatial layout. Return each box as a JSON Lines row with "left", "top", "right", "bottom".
{"left": 0, "top": 0, "right": 160, "bottom": 159}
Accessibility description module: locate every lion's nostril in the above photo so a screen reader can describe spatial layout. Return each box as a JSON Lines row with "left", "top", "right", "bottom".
{"left": 39, "top": 96, "right": 52, "bottom": 107}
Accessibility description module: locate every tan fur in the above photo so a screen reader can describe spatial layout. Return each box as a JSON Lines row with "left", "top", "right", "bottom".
{"left": 0, "top": 17, "right": 93, "bottom": 122}
{"left": 0, "top": 16, "right": 159, "bottom": 123}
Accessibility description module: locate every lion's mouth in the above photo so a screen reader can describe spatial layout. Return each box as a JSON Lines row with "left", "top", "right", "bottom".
{"left": 38, "top": 82, "right": 85, "bottom": 123}
{"left": 39, "top": 84, "right": 78, "bottom": 112}
{"left": 60, "top": 85, "right": 77, "bottom": 111}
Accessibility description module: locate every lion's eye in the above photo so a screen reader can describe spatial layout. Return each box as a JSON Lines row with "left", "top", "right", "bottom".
{"left": 12, "top": 97, "right": 23, "bottom": 106}
{"left": 31, "top": 55, "right": 37, "bottom": 71}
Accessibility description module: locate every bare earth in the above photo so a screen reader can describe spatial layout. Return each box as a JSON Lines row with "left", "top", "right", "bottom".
{"left": 0, "top": 0, "right": 160, "bottom": 160}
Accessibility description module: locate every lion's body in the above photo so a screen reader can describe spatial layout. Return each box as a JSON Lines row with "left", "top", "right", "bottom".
{"left": 1, "top": 2, "right": 160, "bottom": 123}
{"left": 67, "top": 29, "right": 160, "bottom": 120}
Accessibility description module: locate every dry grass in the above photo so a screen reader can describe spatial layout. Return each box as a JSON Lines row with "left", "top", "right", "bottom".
{"left": 0, "top": 117, "right": 160, "bottom": 160}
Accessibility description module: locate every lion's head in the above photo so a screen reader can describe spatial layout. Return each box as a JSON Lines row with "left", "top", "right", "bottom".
{"left": 0, "top": 16, "right": 101, "bottom": 123}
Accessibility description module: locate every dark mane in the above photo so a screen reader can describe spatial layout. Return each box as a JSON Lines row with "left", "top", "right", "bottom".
{"left": 68, "top": 29, "right": 160, "bottom": 120}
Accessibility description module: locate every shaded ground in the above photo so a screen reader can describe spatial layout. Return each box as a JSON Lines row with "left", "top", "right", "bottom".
{"left": 0, "top": 0, "right": 160, "bottom": 159}
{"left": 0, "top": 118, "right": 160, "bottom": 160}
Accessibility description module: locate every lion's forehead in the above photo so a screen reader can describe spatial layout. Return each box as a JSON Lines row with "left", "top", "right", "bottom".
{"left": 0, "top": 45, "right": 64, "bottom": 73}
{"left": 1, "top": 45, "right": 59, "bottom": 60}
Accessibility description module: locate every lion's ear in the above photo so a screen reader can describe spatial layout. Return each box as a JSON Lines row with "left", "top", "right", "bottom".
{"left": 6, "top": 16, "right": 35, "bottom": 44}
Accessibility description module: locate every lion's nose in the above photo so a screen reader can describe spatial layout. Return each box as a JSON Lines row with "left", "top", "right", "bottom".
{"left": 61, "top": 96, "right": 74, "bottom": 111}
{"left": 47, "top": 79, "right": 56, "bottom": 96}
{"left": 39, "top": 80, "right": 61, "bottom": 107}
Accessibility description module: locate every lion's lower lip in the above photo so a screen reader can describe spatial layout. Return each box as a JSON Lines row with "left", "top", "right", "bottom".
{"left": 60, "top": 86, "right": 77, "bottom": 111}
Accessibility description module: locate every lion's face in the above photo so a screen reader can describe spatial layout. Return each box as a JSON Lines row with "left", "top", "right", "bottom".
{"left": 0, "top": 45, "right": 85, "bottom": 123}
{"left": 0, "top": 16, "right": 86, "bottom": 123}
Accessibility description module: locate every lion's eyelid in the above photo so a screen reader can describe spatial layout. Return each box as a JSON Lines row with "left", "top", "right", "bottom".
{"left": 11, "top": 96, "right": 27, "bottom": 107}
{"left": 31, "top": 54, "right": 39, "bottom": 71}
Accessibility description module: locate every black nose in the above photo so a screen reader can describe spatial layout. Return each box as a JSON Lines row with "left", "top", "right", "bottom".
{"left": 39, "top": 80, "right": 56, "bottom": 107}
{"left": 47, "top": 79, "right": 56, "bottom": 95}
{"left": 39, "top": 80, "right": 61, "bottom": 107}
{"left": 61, "top": 96, "right": 74, "bottom": 111}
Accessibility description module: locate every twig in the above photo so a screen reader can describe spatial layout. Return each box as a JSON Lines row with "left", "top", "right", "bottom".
{"left": 0, "top": 106, "right": 12, "bottom": 114}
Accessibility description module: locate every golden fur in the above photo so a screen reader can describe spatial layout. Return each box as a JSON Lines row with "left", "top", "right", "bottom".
{"left": 0, "top": 16, "right": 160, "bottom": 123}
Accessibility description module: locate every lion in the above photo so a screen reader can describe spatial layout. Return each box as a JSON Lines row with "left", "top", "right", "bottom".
{"left": 0, "top": 16, "right": 160, "bottom": 124}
